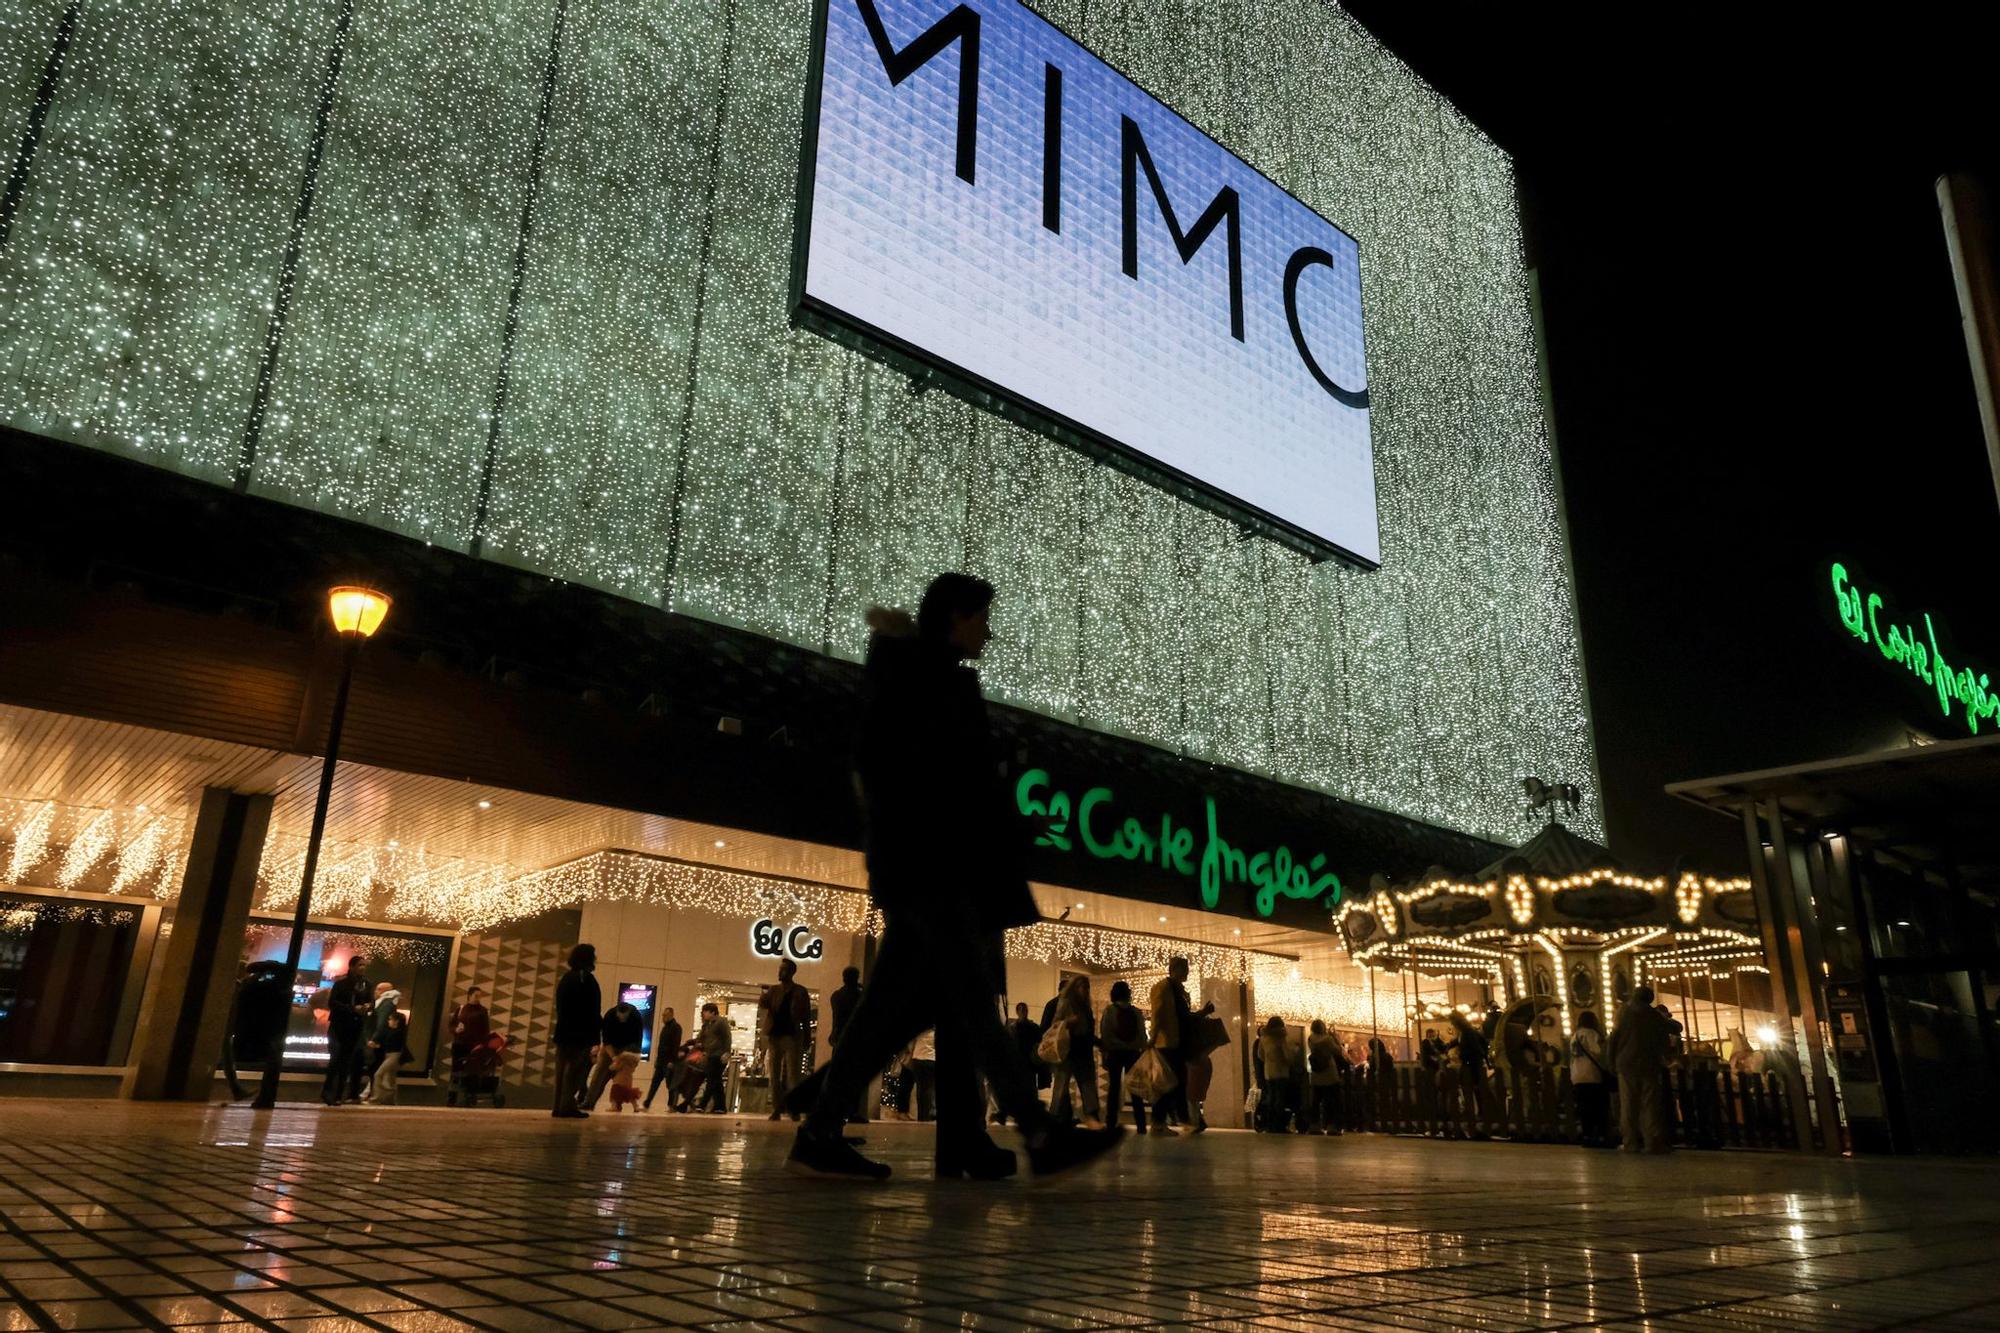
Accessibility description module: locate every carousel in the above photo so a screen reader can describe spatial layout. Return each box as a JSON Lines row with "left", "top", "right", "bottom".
{"left": 1337, "top": 785, "right": 1770, "bottom": 1072}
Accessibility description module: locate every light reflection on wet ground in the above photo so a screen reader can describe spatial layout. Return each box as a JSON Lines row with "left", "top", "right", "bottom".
{"left": 0, "top": 1100, "right": 1997, "bottom": 1329}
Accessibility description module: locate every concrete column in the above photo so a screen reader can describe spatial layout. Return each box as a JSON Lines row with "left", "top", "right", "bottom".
{"left": 1938, "top": 172, "right": 2000, "bottom": 512}
{"left": 128, "top": 788, "right": 273, "bottom": 1101}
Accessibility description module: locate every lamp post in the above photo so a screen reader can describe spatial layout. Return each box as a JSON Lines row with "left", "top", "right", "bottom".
{"left": 253, "top": 585, "right": 391, "bottom": 1110}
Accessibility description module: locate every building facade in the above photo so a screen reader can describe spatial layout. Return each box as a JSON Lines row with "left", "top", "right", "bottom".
{"left": 0, "top": 0, "right": 1593, "bottom": 1112}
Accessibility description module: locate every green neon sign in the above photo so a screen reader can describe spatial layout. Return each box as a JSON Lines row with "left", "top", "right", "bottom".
{"left": 1831, "top": 561, "right": 1998, "bottom": 735}
{"left": 1014, "top": 768, "right": 1342, "bottom": 918}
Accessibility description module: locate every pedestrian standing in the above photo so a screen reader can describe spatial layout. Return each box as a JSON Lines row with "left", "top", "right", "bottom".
{"left": 551, "top": 944, "right": 600, "bottom": 1120}
{"left": 449, "top": 985, "right": 494, "bottom": 1108}
{"left": 758, "top": 958, "right": 811, "bottom": 1121}
{"left": 1147, "top": 957, "right": 1211, "bottom": 1133}
{"left": 1098, "top": 980, "right": 1149, "bottom": 1132}
{"left": 227, "top": 962, "right": 290, "bottom": 1102}
{"left": 1046, "top": 975, "right": 1101, "bottom": 1127}
{"left": 1448, "top": 1011, "right": 1493, "bottom": 1139}
{"left": 696, "top": 1002, "right": 732, "bottom": 1112}
{"left": 1257, "top": 1017, "right": 1295, "bottom": 1131}
{"left": 827, "top": 967, "right": 869, "bottom": 1123}
{"left": 1570, "top": 1010, "right": 1612, "bottom": 1147}
{"left": 1607, "top": 985, "right": 1673, "bottom": 1153}
{"left": 788, "top": 576, "right": 1122, "bottom": 1181}
{"left": 643, "top": 1007, "right": 684, "bottom": 1111}
{"left": 319, "top": 959, "right": 369, "bottom": 1106}
{"left": 1308, "top": 1019, "right": 1347, "bottom": 1134}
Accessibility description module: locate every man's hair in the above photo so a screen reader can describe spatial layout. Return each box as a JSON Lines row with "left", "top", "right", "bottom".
{"left": 917, "top": 572, "right": 995, "bottom": 639}
{"left": 466, "top": 985, "right": 483, "bottom": 996}
{"left": 1109, "top": 980, "right": 1131, "bottom": 1003}
{"left": 1015, "top": 1001, "right": 1029, "bottom": 1015}
{"left": 568, "top": 943, "right": 596, "bottom": 970}
{"left": 843, "top": 966, "right": 860, "bottom": 983}
{"left": 1631, "top": 984, "right": 1655, "bottom": 1006}
{"left": 702, "top": 1002, "right": 719, "bottom": 1016}
{"left": 1168, "top": 955, "right": 1189, "bottom": 972}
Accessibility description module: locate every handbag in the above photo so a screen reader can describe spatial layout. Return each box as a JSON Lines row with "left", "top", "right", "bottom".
{"left": 1037, "top": 1020, "right": 1071, "bottom": 1065}
{"left": 1126, "top": 1047, "right": 1178, "bottom": 1104}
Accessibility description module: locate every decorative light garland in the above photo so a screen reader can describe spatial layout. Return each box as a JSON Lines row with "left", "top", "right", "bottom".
{"left": 4, "top": 801, "right": 56, "bottom": 884}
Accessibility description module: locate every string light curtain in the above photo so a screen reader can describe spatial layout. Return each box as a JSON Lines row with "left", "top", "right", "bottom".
{"left": 0, "top": 0, "right": 1596, "bottom": 853}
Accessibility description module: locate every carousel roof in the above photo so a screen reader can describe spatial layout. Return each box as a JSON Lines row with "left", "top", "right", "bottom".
{"left": 1337, "top": 821, "right": 1762, "bottom": 978}
{"left": 1473, "top": 820, "right": 1615, "bottom": 881}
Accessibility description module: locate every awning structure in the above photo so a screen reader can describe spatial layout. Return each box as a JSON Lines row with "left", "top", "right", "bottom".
{"left": 1667, "top": 733, "right": 2000, "bottom": 896}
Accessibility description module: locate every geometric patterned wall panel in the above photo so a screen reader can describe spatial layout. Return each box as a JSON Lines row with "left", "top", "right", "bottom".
{"left": 0, "top": 0, "right": 1598, "bottom": 846}
{"left": 449, "top": 933, "right": 570, "bottom": 1090}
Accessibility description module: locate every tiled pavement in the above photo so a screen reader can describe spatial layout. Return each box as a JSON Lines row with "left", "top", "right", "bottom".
{"left": 1, "top": 1102, "right": 1997, "bottom": 1331}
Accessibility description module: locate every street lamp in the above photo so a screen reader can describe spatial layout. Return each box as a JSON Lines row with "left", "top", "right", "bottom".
{"left": 253, "top": 585, "right": 391, "bottom": 1109}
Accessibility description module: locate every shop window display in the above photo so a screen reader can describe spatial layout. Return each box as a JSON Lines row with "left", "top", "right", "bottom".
{"left": 240, "top": 919, "right": 451, "bottom": 1076}
{"left": 0, "top": 892, "right": 142, "bottom": 1065}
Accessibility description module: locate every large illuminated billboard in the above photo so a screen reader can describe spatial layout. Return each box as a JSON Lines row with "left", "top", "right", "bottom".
{"left": 793, "top": 0, "right": 1380, "bottom": 566}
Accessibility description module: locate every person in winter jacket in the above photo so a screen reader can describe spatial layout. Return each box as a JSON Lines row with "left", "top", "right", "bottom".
{"left": 370, "top": 1009, "right": 410, "bottom": 1105}
{"left": 551, "top": 944, "right": 601, "bottom": 1119}
{"left": 585, "top": 998, "right": 646, "bottom": 1110}
{"left": 360, "top": 982, "right": 400, "bottom": 1102}
{"left": 1098, "top": 980, "right": 1150, "bottom": 1132}
{"left": 1607, "top": 986, "right": 1675, "bottom": 1153}
{"left": 695, "top": 1002, "right": 732, "bottom": 1112}
{"left": 788, "top": 576, "right": 1121, "bottom": 1183}
{"left": 1307, "top": 1019, "right": 1349, "bottom": 1134}
{"left": 1569, "top": 1010, "right": 1612, "bottom": 1147}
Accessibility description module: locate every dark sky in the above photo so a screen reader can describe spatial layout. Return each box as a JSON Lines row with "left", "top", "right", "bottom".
{"left": 1345, "top": 6, "right": 2000, "bottom": 870}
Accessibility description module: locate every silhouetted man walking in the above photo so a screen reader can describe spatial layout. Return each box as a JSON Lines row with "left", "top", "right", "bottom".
{"left": 787, "top": 573, "right": 1122, "bottom": 1181}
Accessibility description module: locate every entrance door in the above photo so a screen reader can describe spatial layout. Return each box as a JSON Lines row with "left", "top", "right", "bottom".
{"left": 1878, "top": 968, "right": 2000, "bottom": 1153}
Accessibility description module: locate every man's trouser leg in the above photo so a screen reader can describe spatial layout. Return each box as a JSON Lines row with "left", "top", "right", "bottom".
{"left": 768, "top": 1034, "right": 801, "bottom": 1111}
{"left": 552, "top": 1044, "right": 590, "bottom": 1115}
{"left": 646, "top": 1059, "right": 673, "bottom": 1107}
{"left": 806, "top": 907, "right": 1046, "bottom": 1139}
{"left": 1617, "top": 1072, "right": 1647, "bottom": 1150}
{"left": 934, "top": 1025, "right": 988, "bottom": 1160}
{"left": 1644, "top": 1072, "right": 1673, "bottom": 1152}
{"left": 321, "top": 1035, "right": 353, "bottom": 1103}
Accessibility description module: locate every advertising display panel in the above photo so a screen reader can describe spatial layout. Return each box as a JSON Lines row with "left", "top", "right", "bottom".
{"left": 796, "top": 0, "right": 1379, "bottom": 565}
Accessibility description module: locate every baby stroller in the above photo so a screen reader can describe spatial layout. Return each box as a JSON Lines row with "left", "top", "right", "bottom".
{"left": 449, "top": 1032, "right": 508, "bottom": 1107}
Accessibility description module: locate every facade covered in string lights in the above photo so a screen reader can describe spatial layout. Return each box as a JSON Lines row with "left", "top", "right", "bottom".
{"left": 0, "top": 0, "right": 1592, "bottom": 1109}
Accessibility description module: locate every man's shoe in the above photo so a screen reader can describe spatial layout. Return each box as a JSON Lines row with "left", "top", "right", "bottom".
{"left": 1028, "top": 1124, "right": 1124, "bottom": 1179}
{"left": 1148, "top": 1123, "right": 1173, "bottom": 1136}
{"left": 786, "top": 1128, "right": 891, "bottom": 1181}
{"left": 553, "top": 1108, "right": 589, "bottom": 1120}
{"left": 767, "top": 1110, "right": 783, "bottom": 1121}
{"left": 937, "top": 1138, "right": 1018, "bottom": 1181}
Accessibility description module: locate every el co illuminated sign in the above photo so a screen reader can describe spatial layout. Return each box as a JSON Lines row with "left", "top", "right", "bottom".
{"left": 1014, "top": 768, "right": 1342, "bottom": 918}
{"left": 1831, "top": 561, "right": 1997, "bottom": 734}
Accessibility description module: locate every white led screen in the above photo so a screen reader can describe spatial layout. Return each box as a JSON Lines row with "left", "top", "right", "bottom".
{"left": 797, "top": 0, "right": 1380, "bottom": 565}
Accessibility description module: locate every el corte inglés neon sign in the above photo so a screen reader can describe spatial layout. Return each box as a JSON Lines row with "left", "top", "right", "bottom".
{"left": 1014, "top": 768, "right": 1342, "bottom": 917}
{"left": 1831, "top": 561, "right": 1998, "bottom": 734}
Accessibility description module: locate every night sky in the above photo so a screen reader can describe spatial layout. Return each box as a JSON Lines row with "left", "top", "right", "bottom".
{"left": 1347, "top": 6, "right": 2000, "bottom": 870}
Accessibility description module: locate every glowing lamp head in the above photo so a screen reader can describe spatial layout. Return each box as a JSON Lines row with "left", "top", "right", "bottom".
{"left": 327, "top": 586, "right": 391, "bottom": 637}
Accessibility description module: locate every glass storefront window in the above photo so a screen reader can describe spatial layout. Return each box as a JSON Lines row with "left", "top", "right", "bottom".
{"left": 239, "top": 919, "right": 452, "bottom": 1075}
{"left": 0, "top": 893, "right": 143, "bottom": 1065}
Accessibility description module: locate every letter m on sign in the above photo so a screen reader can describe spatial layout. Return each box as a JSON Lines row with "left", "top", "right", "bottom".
{"left": 855, "top": 0, "right": 982, "bottom": 184}
{"left": 1121, "top": 116, "right": 1245, "bottom": 341}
